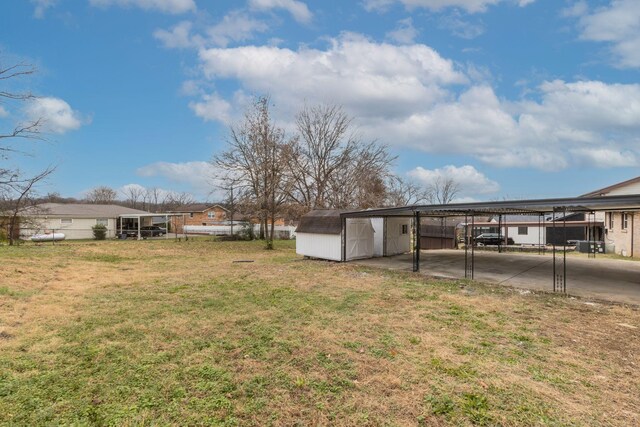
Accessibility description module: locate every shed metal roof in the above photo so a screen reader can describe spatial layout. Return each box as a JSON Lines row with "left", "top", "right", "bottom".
{"left": 296, "top": 209, "right": 346, "bottom": 234}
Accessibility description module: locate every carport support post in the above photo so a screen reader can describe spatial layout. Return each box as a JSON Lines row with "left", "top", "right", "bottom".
{"left": 464, "top": 214, "right": 469, "bottom": 278}
{"left": 137, "top": 217, "right": 141, "bottom": 240}
{"left": 471, "top": 214, "right": 475, "bottom": 280}
{"left": 552, "top": 208, "right": 557, "bottom": 292}
{"left": 498, "top": 214, "right": 502, "bottom": 253}
{"left": 341, "top": 215, "right": 347, "bottom": 262}
{"left": 563, "top": 208, "right": 567, "bottom": 293}
{"left": 413, "top": 211, "right": 421, "bottom": 272}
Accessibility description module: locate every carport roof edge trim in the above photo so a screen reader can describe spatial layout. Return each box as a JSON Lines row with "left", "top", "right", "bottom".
{"left": 340, "top": 194, "right": 640, "bottom": 218}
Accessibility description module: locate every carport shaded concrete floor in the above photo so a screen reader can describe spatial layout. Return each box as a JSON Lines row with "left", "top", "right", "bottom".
{"left": 352, "top": 250, "right": 640, "bottom": 305}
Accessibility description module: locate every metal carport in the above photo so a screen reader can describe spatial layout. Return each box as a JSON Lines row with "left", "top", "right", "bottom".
{"left": 340, "top": 194, "right": 640, "bottom": 294}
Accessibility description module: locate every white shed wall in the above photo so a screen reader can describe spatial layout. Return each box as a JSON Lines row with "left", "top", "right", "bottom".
{"left": 372, "top": 218, "right": 384, "bottom": 257}
{"left": 296, "top": 233, "right": 342, "bottom": 261}
{"left": 296, "top": 218, "right": 375, "bottom": 261}
{"left": 386, "top": 217, "right": 411, "bottom": 255}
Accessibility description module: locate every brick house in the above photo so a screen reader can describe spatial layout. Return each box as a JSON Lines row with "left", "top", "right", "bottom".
{"left": 582, "top": 177, "right": 640, "bottom": 258}
{"left": 169, "top": 204, "right": 232, "bottom": 233}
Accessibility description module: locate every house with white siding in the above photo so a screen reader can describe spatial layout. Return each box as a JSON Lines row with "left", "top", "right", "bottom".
{"left": 17, "top": 203, "right": 152, "bottom": 240}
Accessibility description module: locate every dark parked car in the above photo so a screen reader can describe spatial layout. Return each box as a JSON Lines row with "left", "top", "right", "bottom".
{"left": 121, "top": 226, "right": 166, "bottom": 238}
{"left": 474, "top": 233, "right": 514, "bottom": 246}
{"left": 141, "top": 226, "right": 165, "bottom": 237}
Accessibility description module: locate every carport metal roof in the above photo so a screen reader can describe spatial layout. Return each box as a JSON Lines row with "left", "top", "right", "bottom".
{"left": 341, "top": 194, "right": 640, "bottom": 218}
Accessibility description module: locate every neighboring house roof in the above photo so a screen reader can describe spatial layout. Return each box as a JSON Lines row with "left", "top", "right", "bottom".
{"left": 581, "top": 176, "right": 640, "bottom": 197}
{"left": 296, "top": 209, "right": 346, "bottom": 234}
{"left": 168, "top": 204, "right": 229, "bottom": 213}
{"left": 28, "top": 203, "right": 150, "bottom": 218}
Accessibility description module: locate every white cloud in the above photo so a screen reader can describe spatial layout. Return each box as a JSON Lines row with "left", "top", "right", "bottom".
{"left": 438, "top": 12, "right": 485, "bottom": 39}
{"left": 89, "top": 0, "right": 196, "bottom": 14}
{"left": 0, "top": 106, "right": 8, "bottom": 118}
{"left": 25, "top": 97, "right": 85, "bottom": 134}
{"left": 190, "top": 34, "right": 640, "bottom": 171}
{"left": 137, "top": 161, "right": 217, "bottom": 193}
{"left": 31, "top": 0, "right": 57, "bottom": 18}
{"left": 154, "top": 12, "right": 269, "bottom": 49}
{"left": 408, "top": 165, "right": 500, "bottom": 195}
{"left": 362, "top": 0, "right": 533, "bottom": 14}
{"left": 570, "top": 147, "right": 638, "bottom": 168}
{"left": 561, "top": 0, "right": 588, "bottom": 18}
{"left": 197, "top": 33, "right": 466, "bottom": 121}
{"left": 206, "top": 11, "right": 270, "bottom": 47}
{"left": 153, "top": 21, "right": 197, "bottom": 49}
{"left": 189, "top": 92, "right": 233, "bottom": 123}
{"left": 573, "top": 0, "right": 640, "bottom": 68}
{"left": 386, "top": 18, "right": 419, "bottom": 44}
{"left": 249, "top": 0, "right": 313, "bottom": 24}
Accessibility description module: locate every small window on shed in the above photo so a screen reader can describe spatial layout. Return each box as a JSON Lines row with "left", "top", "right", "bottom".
{"left": 96, "top": 218, "right": 108, "bottom": 226}
{"left": 518, "top": 226, "right": 528, "bottom": 235}
{"left": 401, "top": 224, "right": 408, "bottom": 235}
{"left": 189, "top": 213, "right": 194, "bottom": 218}
{"left": 60, "top": 218, "right": 73, "bottom": 225}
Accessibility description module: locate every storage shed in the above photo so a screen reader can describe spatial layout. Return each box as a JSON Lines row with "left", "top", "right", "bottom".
{"left": 296, "top": 210, "right": 375, "bottom": 261}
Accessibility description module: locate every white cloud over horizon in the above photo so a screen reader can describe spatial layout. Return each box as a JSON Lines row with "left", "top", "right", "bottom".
{"left": 362, "top": 0, "right": 534, "bottom": 14}
{"left": 408, "top": 165, "right": 500, "bottom": 197}
{"left": 25, "top": 97, "right": 86, "bottom": 134}
{"left": 248, "top": 0, "right": 313, "bottom": 24}
{"left": 386, "top": 18, "right": 419, "bottom": 44}
{"left": 89, "top": 0, "right": 196, "bottom": 14}
{"left": 572, "top": 0, "right": 640, "bottom": 68}
{"left": 31, "top": 0, "right": 57, "bottom": 18}
{"left": 136, "top": 161, "right": 222, "bottom": 197}
{"left": 185, "top": 33, "right": 640, "bottom": 171}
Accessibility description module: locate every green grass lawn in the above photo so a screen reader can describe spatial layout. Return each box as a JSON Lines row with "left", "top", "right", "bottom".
{"left": 1, "top": 239, "right": 639, "bottom": 426}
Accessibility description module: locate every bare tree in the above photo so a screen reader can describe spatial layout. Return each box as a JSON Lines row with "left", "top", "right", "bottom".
{"left": 213, "top": 96, "right": 292, "bottom": 249}
{"left": 287, "top": 104, "right": 357, "bottom": 209}
{"left": 429, "top": 176, "right": 460, "bottom": 204}
{"left": 85, "top": 186, "right": 118, "bottom": 204}
{"left": 1, "top": 60, "right": 53, "bottom": 243}
{"left": 385, "top": 175, "right": 431, "bottom": 207}
{"left": 288, "top": 103, "right": 396, "bottom": 210}
{"left": 1, "top": 167, "right": 54, "bottom": 245}
{"left": 121, "top": 184, "right": 146, "bottom": 209}
{"left": 164, "top": 191, "right": 195, "bottom": 211}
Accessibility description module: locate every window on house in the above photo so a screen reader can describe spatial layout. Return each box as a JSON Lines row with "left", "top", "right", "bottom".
{"left": 60, "top": 218, "right": 72, "bottom": 224}
{"left": 189, "top": 213, "right": 194, "bottom": 218}
{"left": 208, "top": 212, "right": 215, "bottom": 219}
{"left": 401, "top": 224, "right": 408, "bottom": 235}
{"left": 609, "top": 212, "right": 614, "bottom": 230}
{"left": 622, "top": 213, "right": 629, "bottom": 230}
{"left": 518, "top": 226, "right": 528, "bottom": 235}
{"left": 96, "top": 218, "right": 108, "bottom": 226}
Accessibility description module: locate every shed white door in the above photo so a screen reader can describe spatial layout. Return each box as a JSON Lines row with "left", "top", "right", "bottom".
{"left": 346, "top": 220, "right": 374, "bottom": 260}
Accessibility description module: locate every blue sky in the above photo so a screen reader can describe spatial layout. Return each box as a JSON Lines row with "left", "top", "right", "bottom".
{"left": 2, "top": 0, "right": 640, "bottom": 202}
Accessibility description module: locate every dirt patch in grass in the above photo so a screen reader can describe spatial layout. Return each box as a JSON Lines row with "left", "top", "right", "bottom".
{"left": 1, "top": 240, "right": 639, "bottom": 426}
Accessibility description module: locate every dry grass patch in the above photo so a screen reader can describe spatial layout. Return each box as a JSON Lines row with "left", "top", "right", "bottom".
{"left": 1, "top": 239, "right": 639, "bottom": 426}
